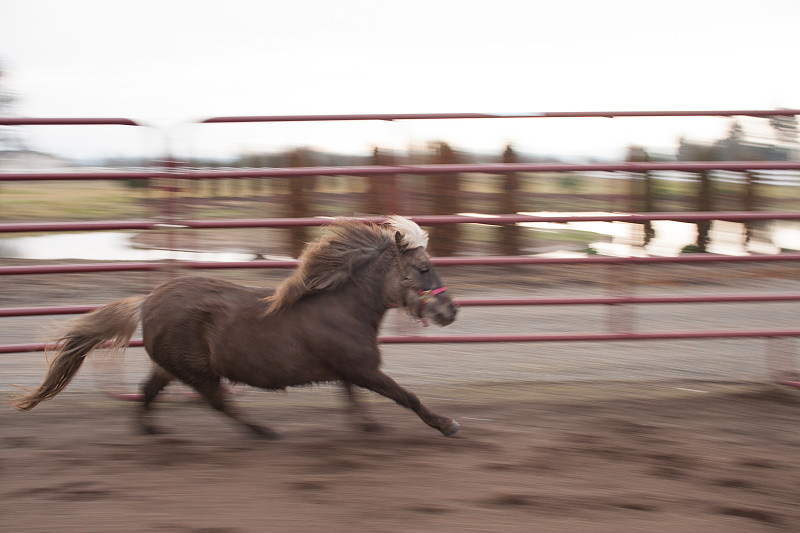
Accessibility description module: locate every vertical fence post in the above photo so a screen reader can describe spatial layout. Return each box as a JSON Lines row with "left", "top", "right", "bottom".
{"left": 501, "top": 144, "right": 521, "bottom": 255}
{"left": 606, "top": 263, "right": 636, "bottom": 335}
{"left": 428, "top": 142, "right": 460, "bottom": 256}
{"left": 287, "top": 148, "right": 312, "bottom": 258}
{"left": 368, "top": 147, "right": 399, "bottom": 215}
{"left": 626, "top": 145, "right": 655, "bottom": 245}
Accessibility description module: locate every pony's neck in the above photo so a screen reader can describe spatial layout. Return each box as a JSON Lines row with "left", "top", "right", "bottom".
{"left": 340, "top": 249, "right": 396, "bottom": 328}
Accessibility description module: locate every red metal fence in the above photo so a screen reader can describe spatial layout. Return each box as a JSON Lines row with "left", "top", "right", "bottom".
{"left": 2, "top": 111, "right": 800, "bottom": 387}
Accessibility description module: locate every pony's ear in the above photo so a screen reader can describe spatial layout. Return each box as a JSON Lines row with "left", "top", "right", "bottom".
{"left": 395, "top": 231, "right": 405, "bottom": 250}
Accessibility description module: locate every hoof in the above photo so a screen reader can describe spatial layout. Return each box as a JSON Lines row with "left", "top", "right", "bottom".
{"left": 440, "top": 419, "right": 460, "bottom": 437}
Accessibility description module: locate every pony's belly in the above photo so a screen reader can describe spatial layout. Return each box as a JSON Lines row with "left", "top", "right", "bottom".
{"left": 220, "top": 359, "right": 338, "bottom": 390}
{"left": 234, "top": 374, "right": 340, "bottom": 390}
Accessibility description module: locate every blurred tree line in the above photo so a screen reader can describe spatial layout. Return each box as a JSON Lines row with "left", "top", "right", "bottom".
{"left": 224, "top": 142, "right": 527, "bottom": 257}
{"left": 634, "top": 117, "right": 799, "bottom": 252}
{"left": 172, "top": 114, "right": 798, "bottom": 257}
{"left": 0, "top": 63, "right": 24, "bottom": 151}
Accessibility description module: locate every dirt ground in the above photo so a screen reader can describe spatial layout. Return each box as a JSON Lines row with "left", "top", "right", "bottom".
{"left": 1, "top": 382, "right": 799, "bottom": 533}
{"left": 2, "top": 259, "right": 800, "bottom": 532}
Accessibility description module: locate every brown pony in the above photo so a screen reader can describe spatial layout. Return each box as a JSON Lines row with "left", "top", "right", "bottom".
{"left": 12, "top": 216, "right": 460, "bottom": 437}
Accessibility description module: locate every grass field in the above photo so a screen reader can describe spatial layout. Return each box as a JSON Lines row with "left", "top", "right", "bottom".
{"left": 0, "top": 181, "right": 152, "bottom": 221}
{"left": 2, "top": 172, "right": 798, "bottom": 257}
{"left": 3, "top": 172, "right": 798, "bottom": 221}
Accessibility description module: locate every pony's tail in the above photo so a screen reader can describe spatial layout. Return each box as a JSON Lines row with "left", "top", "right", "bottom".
{"left": 11, "top": 295, "right": 146, "bottom": 411}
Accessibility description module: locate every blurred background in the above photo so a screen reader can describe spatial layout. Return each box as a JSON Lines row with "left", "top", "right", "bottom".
{"left": 1, "top": 0, "right": 799, "bottom": 262}
{"left": 2, "top": 0, "right": 799, "bottom": 157}
{"left": 2, "top": 0, "right": 800, "bottom": 389}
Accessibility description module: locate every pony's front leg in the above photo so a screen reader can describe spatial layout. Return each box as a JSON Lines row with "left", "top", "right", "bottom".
{"left": 348, "top": 371, "right": 459, "bottom": 437}
{"left": 341, "top": 381, "right": 384, "bottom": 433}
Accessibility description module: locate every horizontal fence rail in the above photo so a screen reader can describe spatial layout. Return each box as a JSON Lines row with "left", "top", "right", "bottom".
{"left": 0, "top": 118, "right": 142, "bottom": 126}
{"left": 5, "top": 109, "right": 799, "bottom": 128}
{"left": 378, "top": 330, "right": 800, "bottom": 344}
{"left": 2, "top": 251, "right": 800, "bottom": 276}
{"left": 4, "top": 331, "right": 800, "bottom": 356}
{"left": 4, "top": 211, "right": 800, "bottom": 234}
{"left": 200, "top": 109, "right": 800, "bottom": 123}
{"left": 6, "top": 292, "right": 800, "bottom": 319}
{"left": 2, "top": 161, "right": 800, "bottom": 182}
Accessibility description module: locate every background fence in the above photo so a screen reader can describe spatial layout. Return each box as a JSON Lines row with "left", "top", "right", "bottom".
{"left": 2, "top": 110, "right": 799, "bottom": 389}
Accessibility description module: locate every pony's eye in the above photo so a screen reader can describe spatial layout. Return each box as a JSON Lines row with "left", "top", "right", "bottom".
{"left": 418, "top": 266, "right": 429, "bottom": 274}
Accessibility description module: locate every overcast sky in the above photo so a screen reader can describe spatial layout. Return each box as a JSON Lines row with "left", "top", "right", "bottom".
{"left": 1, "top": 0, "right": 799, "bottom": 160}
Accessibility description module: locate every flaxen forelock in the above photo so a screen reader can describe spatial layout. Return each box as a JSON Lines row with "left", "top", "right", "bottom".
{"left": 386, "top": 215, "right": 429, "bottom": 249}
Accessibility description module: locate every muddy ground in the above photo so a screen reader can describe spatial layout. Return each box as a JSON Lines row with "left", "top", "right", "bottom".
{"left": 2, "top": 383, "right": 799, "bottom": 533}
{"left": 2, "top": 259, "right": 800, "bottom": 532}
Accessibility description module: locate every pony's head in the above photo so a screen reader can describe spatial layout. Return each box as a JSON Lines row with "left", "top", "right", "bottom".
{"left": 386, "top": 216, "right": 458, "bottom": 327}
{"left": 264, "top": 216, "right": 457, "bottom": 327}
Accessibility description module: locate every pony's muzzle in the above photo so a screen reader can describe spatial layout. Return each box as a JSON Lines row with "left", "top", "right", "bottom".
{"left": 424, "top": 294, "right": 458, "bottom": 327}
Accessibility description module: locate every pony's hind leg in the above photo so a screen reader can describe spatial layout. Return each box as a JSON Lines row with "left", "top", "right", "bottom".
{"left": 348, "top": 370, "right": 459, "bottom": 437}
{"left": 197, "top": 378, "right": 283, "bottom": 439}
{"left": 139, "top": 365, "right": 174, "bottom": 435}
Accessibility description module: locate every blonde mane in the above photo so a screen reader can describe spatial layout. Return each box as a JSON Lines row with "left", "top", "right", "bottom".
{"left": 264, "top": 220, "right": 390, "bottom": 314}
{"left": 264, "top": 217, "right": 429, "bottom": 315}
